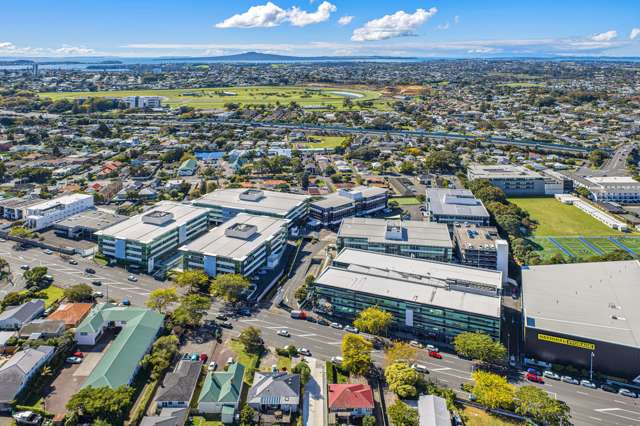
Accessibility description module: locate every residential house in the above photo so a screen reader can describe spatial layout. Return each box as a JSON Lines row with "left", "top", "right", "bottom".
{"left": 328, "top": 384, "right": 374, "bottom": 420}
{"left": 0, "top": 345, "right": 54, "bottom": 411}
{"left": 198, "top": 362, "right": 245, "bottom": 423}
{"left": 178, "top": 159, "right": 198, "bottom": 176}
{"left": 418, "top": 395, "right": 451, "bottom": 426}
{"left": 18, "top": 320, "right": 65, "bottom": 339}
{"left": 47, "top": 303, "right": 94, "bottom": 329}
{"left": 155, "top": 360, "right": 201, "bottom": 409}
{"left": 0, "top": 300, "right": 45, "bottom": 330}
{"left": 247, "top": 371, "right": 300, "bottom": 414}
{"left": 140, "top": 408, "right": 189, "bottom": 426}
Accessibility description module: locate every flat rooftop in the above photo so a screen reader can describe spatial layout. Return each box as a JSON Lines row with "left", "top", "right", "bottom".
{"left": 194, "top": 188, "right": 309, "bottom": 216}
{"left": 316, "top": 266, "right": 501, "bottom": 318}
{"left": 0, "top": 197, "right": 43, "bottom": 210}
{"left": 311, "top": 186, "right": 388, "bottom": 209}
{"left": 468, "top": 164, "right": 543, "bottom": 180}
{"left": 426, "top": 188, "right": 490, "bottom": 219}
{"left": 179, "top": 213, "right": 287, "bottom": 261}
{"left": 334, "top": 248, "right": 503, "bottom": 290}
{"left": 453, "top": 224, "right": 501, "bottom": 251}
{"left": 338, "top": 217, "right": 452, "bottom": 249}
{"left": 522, "top": 260, "right": 640, "bottom": 348}
{"left": 96, "top": 201, "right": 208, "bottom": 244}
{"left": 29, "top": 193, "right": 92, "bottom": 211}
{"left": 55, "top": 208, "right": 127, "bottom": 231}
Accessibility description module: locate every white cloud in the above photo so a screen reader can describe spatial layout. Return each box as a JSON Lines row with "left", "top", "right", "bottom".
{"left": 437, "top": 22, "right": 450, "bottom": 30}
{"left": 51, "top": 45, "right": 97, "bottom": 56}
{"left": 288, "top": 1, "right": 336, "bottom": 27}
{"left": 631, "top": 28, "right": 640, "bottom": 40}
{"left": 351, "top": 7, "right": 437, "bottom": 42}
{"left": 454, "top": 15, "right": 460, "bottom": 24}
{"left": 215, "top": 1, "right": 335, "bottom": 29}
{"left": 468, "top": 47, "right": 502, "bottom": 54}
{"left": 591, "top": 30, "right": 617, "bottom": 42}
{"left": 338, "top": 15, "right": 354, "bottom": 26}
{"left": 0, "top": 42, "right": 16, "bottom": 50}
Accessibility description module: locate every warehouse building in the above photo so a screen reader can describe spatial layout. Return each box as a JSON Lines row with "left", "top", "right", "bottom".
{"left": 453, "top": 224, "right": 509, "bottom": 279}
{"left": 337, "top": 217, "right": 453, "bottom": 262}
{"left": 314, "top": 249, "right": 502, "bottom": 343}
{"left": 96, "top": 201, "right": 209, "bottom": 273}
{"left": 467, "top": 164, "right": 546, "bottom": 196}
{"left": 425, "top": 188, "right": 490, "bottom": 226}
{"left": 522, "top": 261, "right": 640, "bottom": 382}
{"left": 193, "top": 188, "right": 309, "bottom": 230}
{"left": 309, "top": 186, "right": 388, "bottom": 227}
{"left": 180, "top": 213, "right": 288, "bottom": 278}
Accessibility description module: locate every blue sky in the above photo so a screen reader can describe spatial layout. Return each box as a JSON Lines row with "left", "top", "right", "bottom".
{"left": 2, "top": 0, "right": 640, "bottom": 57}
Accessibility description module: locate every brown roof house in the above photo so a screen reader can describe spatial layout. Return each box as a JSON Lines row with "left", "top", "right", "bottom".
{"left": 47, "top": 303, "right": 93, "bottom": 329}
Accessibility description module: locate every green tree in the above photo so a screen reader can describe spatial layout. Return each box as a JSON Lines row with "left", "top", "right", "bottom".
{"left": 341, "top": 333, "right": 373, "bottom": 376}
{"left": 211, "top": 273, "right": 250, "bottom": 302}
{"left": 66, "top": 385, "right": 134, "bottom": 423}
{"left": 388, "top": 400, "right": 418, "bottom": 426}
{"left": 24, "top": 266, "right": 48, "bottom": 288}
{"left": 385, "top": 362, "right": 419, "bottom": 398}
{"left": 145, "top": 287, "right": 179, "bottom": 314}
{"left": 239, "top": 326, "right": 264, "bottom": 354}
{"left": 292, "top": 359, "right": 311, "bottom": 385}
{"left": 171, "top": 294, "right": 211, "bottom": 327}
{"left": 384, "top": 342, "right": 418, "bottom": 367}
{"left": 514, "top": 385, "right": 571, "bottom": 425}
{"left": 239, "top": 403, "right": 256, "bottom": 426}
{"left": 471, "top": 370, "right": 515, "bottom": 410}
{"left": 362, "top": 415, "right": 377, "bottom": 426}
{"left": 140, "top": 335, "right": 180, "bottom": 380}
{"left": 399, "top": 161, "right": 416, "bottom": 175}
{"left": 353, "top": 306, "right": 393, "bottom": 335}
{"left": 171, "top": 269, "right": 210, "bottom": 293}
{"left": 64, "top": 283, "right": 93, "bottom": 302}
{"left": 453, "top": 332, "right": 507, "bottom": 365}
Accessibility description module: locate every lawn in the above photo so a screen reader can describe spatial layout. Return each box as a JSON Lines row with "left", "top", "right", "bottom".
{"left": 303, "top": 135, "right": 347, "bottom": 149}
{"left": 39, "top": 86, "right": 386, "bottom": 111}
{"left": 463, "top": 406, "right": 524, "bottom": 426}
{"left": 27, "top": 285, "right": 65, "bottom": 308}
{"left": 229, "top": 340, "right": 262, "bottom": 384}
{"left": 392, "top": 197, "right": 421, "bottom": 206}
{"left": 189, "top": 417, "right": 223, "bottom": 426}
{"left": 527, "top": 235, "right": 640, "bottom": 261}
{"left": 509, "top": 197, "right": 623, "bottom": 236}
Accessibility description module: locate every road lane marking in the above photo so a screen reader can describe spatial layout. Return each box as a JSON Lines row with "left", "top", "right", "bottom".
{"left": 432, "top": 367, "right": 452, "bottom": 372}
{"left": 588, "top": 416, "right": 602, "bottom": 422}
{"left": 577, "top": 391, "right": 588, "bottom": 395}
{"left": 613, "top": 400, "right": 627, "bottom": 405}
{"left": 296, "top": 334, "right": 317, "bottom": 337}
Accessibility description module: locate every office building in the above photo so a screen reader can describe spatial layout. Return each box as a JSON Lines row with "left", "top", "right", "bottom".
{"left": 0, "top": 197, "right": 43, "bottom": 221}
{"left": 571, "top": 175, "right": 640, "bottom": 204}
{"left": 180, "top": 213, "right": 288, "bottom": 278}
{"left": 53, "top": 208, "right": 127, "bottom": 240}
{"left": 96, "top": 201, "right": 209, "bottom": 273}
{"left": 24, "top": 193, "right": 94, "bottom": 230}
{"left": 522, "top": 261, "right": 640, "bottom": 381}
{"left": 309, "top": 186, "right": 388, "bottom": 227}
{"left": 467, "top": 164, "right": 546, "bottom": 196}
{"left": 337, "top": 217, "right": 453, "bottom": 262}
{"left": 193, "top": 188, "right": 309, "bottom": 230}
{"left": 314, "top": 249, "right": 502, "bottom": 343}
{"left": 123, "top": 96, "right": 162, "bottom": 109}
{"left": 425, "top": 188, "right": 490, "bottom": 226}
{"left": 453, "top": 224, "right": 508, "bottom": 279}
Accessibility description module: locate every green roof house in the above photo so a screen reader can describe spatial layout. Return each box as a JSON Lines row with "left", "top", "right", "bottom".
{"left": 75, "top": 303, "right": 164, "bottom": 389}
{"left": 198, "top": 362, "right": 245, "bottom": 423}
{"left": 178, "top": 159, "right": 198, "bottom": 176}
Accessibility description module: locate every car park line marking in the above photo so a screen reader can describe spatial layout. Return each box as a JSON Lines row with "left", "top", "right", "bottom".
{"left": 432, "top": 367, "right": 452, "bottom": 372}
{"left": 438, "top": 379, "right": 449, "bottom": 383}
{"left": 588, "top": 416, "right": 602, "bottom": 422}
{"left": 296, "top": 333, "right": 317, "bottom": 337}
{"left": 593, "top": 408, "right": 640, "bottom": 423}
{"left": 266, "top": 326, "right": 284, "bottom": 329}
{"left": 577, "top": 391, "right": 588, "bottom": 395}
{"left": 613, "top": 400, "right": 627, "bottom": 405}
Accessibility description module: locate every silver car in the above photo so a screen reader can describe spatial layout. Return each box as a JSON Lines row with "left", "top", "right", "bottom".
{"left": 561, "top": 376, "right": 579, "bottom": 385}
{"left": 543, "top": 371, "right": 560, "bottom": 380}
{"left": 580, "top": 380, "right": 596, "bottom": 389}
{"left": 344, "top": 325, "right": 359, "bottom": 333}
{"left": 618, "top": 388, "right": 637, "bottom": 398}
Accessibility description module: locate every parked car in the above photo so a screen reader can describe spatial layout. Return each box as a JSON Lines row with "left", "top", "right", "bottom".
{"left": 290, "top": 310, "right": 307, "bottom": 319}
{"left": 601, "top": 384, "right": 617, "bottom": 393}
{"left": 127, "top": 275, "right": 138, "bottom": 282}
{"left": 618, "top": 388, "right": 637, "bottom": 398}
{"left": 344, "top": 325, "right": 359, "bottom": 333}
{"left": 91, "top": 280, "right": 102, "bottom": 286}
{"left": 12, "top": 411, "right": 42, "bottom": 425}
{"left": 305, "top": 316, "right": 317, "bottom": 323}
{"left": 331, "top": 356, "right": 343, "bottom": 364}
{"left": 190, "top": 353, "right": 200, "bottom": 361}
{"left": 412, "top": 364, "right": 429, "bottom": 374}
{"left": 69, "top": 259, "right": 78, "bottom": 265}
{"left": 426, "top": 345, "right": 439, "bottom": 352}
{"left": 277, "top": 329, "right": 290, "bottom": 337}
{"left": 84, "top": 268, "right": 96, "bottom": 274}
{"left": 428, "top": 350, "right": 442, "bottom": 359}
{"left": 208, "top": 361, "right": 217, "bottom": 372}
{"left": 216, "top": 314, "right": 228, "bottom": 321}
{"left": 580, "top": 380, "right": 596, "bottom": 389}
{"left": 200, "top": 353, "right": 208, "bottom": 363}
{"left": 219, "top": 321, "right": 233, "bottom": 329}
{"left": 526, "top": 373, "right": 544, "bottom": 383}
{"left": 527, "top": 368, "right": 541, "bottom": 376}
{"left": 561, "top": 376, "right": 579, "bottom": 385}
{"left": 92, "top": 291, "right": 104, "bottom": 298}
{"left": 66, "top": 356, "right": 83, "bottom": 364}
{"left": 330, "top": 322, "right": 343, "bottom": 329}
{"left": 182, "top": 353, "right": 191, "bottom": 360}
{"left": 73, "top": 351, "right": 84, "bottom": 358}
{"left": 297, "top": 347, "right": 311, "bottom": 356}
{"left": 121, "top": 299, "right": 131, "bottom": 306}
{"left": 409, "top": 340, "right": 423, "bottom": 348}
{"left": 20, "top": 264, "right": 30, "bottom": 270}
{"left": 226, "top": 357, "right": 234, "bottom": 365}
{"left": 317, "top": 319, "right": 330, "bottom": 326}
{"left": 543, "top": 371, "right": 560, "bottom": 380}
{"left": 43, "top": 249, "right": 53, "bottom": 255}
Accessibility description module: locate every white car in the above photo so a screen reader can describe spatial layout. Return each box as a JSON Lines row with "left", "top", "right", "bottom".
{"left": 426, "top": 345, "right": 439, "bottom": 353}
{"left": 344, "top": 325, "right": 359, "bottom": 333}
{"left": 43, "top": 249, "right": 53, "bottom": 255}
{"left": 330, "top": 356, "right": 343, "bottom": 364}
{"left": 618, "top": 388, "right": 637, "bottom": 398}
{"left": 561, "top": 376, "right": 579, "bottom": 385}
{"left": 128, "top": 274, "right": 138, "bottom": 282}
{"left": 208, "top": 361, "right": 217, "bottom": 372}
{"left": 226, "top": 357, "right": 234, "bottom": 365}
{"left": 277, "top": 329, "right": 290, "bottom": 337}
{"left": 93, "top": 291, "right": 104, "bottom": 298}
{"left": 409, "top": 340, "right": 423, "bottom": 348}
{"left": 297, "top": 347, "right": 311, "bottom": 356}
{"left": 580, "top": 380, "right": 596, "bottom": 389}
{"left": 543, "top": 371, "right": 560, "bottom": 380}
{"left": 411, "top": 363, "right": 429, "bottom": 374}
{"left": 66, "top": 356, "right": 83, "bottom": 364}
{"left": 330, "top": 322, "right": 343, "bottom": 329}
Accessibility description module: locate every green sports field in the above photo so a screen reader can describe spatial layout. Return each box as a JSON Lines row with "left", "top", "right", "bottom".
{"left": 303, "top": 135, "right": 347, "bottom": 149}
{"left": 39, "top": 86, "right": 387, "bottom": 111}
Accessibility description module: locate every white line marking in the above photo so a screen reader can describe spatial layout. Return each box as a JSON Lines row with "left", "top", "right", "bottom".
{"left": 432, "top": 367, "right": 452, "bottom": 372}
{"left": 296, "top": 333, "right": 317, "bottom": 337}
{"left": 588, "top": 416, "right": 602, "bottom": 422}
{"left": 613, "top": 400, "right": 627, "bottom": 405}
{"left": 577, "top": 390, "right": 588, "bottom": 395}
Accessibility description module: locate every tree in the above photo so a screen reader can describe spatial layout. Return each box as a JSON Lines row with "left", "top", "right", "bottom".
{"left": 353, "top": 306, "right": 393, "bottom": 335}
{"left": 146, "top": 287, "right": 179, "bottom": 313}
{"left": 341, "top": 333, "right": 373, "bottom": 376}
{"left": 239, "top": 403, "right": 256, "bottom": 426}
{"left": 66, "top": 385, "right": 134, "bottom": 423}
{"left": 589, "top": 149, "right": 608, "bottom": 168}
{"left": 211, "top": 273, "right": 250, "bottom": 302}
{"left": 388, "top": 400, "right": 418, "bottom": 426}
{"left": 0, "top": 256, "right": 9, "bottom": 277}
{"left": 171, "top": 270, "right": 210, "bottom": 293}
{"left": 453, "top": 332, "right": 507, "bottom": 365}
{"left": 292, "top": 359, "right": 311, "bottom": 385}
{"left": 362, "top": 415, "right": 377, "bottom": 426}
{"left": 24, "top": 266, "right": 49, "bottom": 288}
{"left": 384, "top": 342, "right": 418, "bottom": 367}
{"left": 171, "top": 294, "right": 211, "bottom": 327}
{"left": 64, "top": 283, "right": 93, "bottom": 302}
{"left": 514, "top": 385, "right": 571, "bottom": 425}
{"left": 471, "top": 370, "right": 515, "bottom": 410}
{"left": 1, "top": 291, "right": 28, "bottom": 308}
{"left": 140, "top": 335, "right": 180, "bottom": 380}
{"left": 239, "top": 327, "right": 264, "bottom": 354}
{"left": 385, "top": 362, "right": 419, "bottom": 398}
{"left": 399, "top": 161, "right": 416, "bottom": 175}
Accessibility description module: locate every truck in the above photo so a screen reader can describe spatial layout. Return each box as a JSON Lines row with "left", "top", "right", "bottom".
{"left": 290, "top": 310, "right": 307, "bottom": 320}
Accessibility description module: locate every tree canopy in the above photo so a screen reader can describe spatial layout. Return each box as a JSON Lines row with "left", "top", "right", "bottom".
{"left": 171, "top": 294, "right": 211, "bottom": 327}
{"left": 66, "top": 385, "right": 134, "bottom": 423}
{"left": 388, "top": 399, "right": 419, "bottom": 426}
{"left": 145, "top": 287, "right": 179, "bottom": 314}
{"left": 171, "top": 269, "right": 210, "bottom": 293}
{"left": 239, "top": 326, "right": 264, "bottom": 354}
{"left": 453, "top": 332, "right": 507, "bottom": 364}
{"left": 471, "top": 370, "right": 515, "bottom": 410}
{"left": 385, "top": 362, "right": 420, "bottom": 398}
{"left": 384, "top": 342, "right": 418, "bottom": 367}
{"left": 211, "top": 273, "right": 250, "bottom": 302}
{"left": 353, "top": 306, "right": 393, "bottom": 336}
{"left": 514, "top": 385, "right": 571, "bottom": 426}
{"left": 341, "top": 333, "right": 373, "bottom": 376}
{"left": 64, "top": 283, "right": 94, "bottom": 302}
{"left": 140, "top": 335, "right": 180, "bottom": 381}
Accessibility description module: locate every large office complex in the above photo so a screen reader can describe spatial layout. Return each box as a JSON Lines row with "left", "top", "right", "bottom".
{"left": 180, "top": 213, "right": 288, "bottom": 278}
{"left": 425, "top": 188, "right": 490, "bottom": 226}
{"left": 569, "top": 175, "right": 640, "bottom": 204}
{"left": 453, "top": 224, "right": 508, "bottom": 278}
{"left": 314, "top": 249, "right": 502, "bottom": 343}
{"left": 193, "top": 188, "right": 309, "bottom": 229}
{"left": 309, "top": 186, "right": 388, "bottom": 227}
{"left": 96, "top": 201, "right": 209, "bottom": 273}
{"left": 522, "top": 261, "right": 640, "bottom": 381}
{"left": 24, "top": 193, "right": 94, "bottom": 230}
{"left": 0, "top": 196, "right": 44, "bottom": 221}
{"left": 467, "top": 164, "right": 546, "bottom": 196}
{"left": 337, "top": 217, "right": 453, "bottom": 262}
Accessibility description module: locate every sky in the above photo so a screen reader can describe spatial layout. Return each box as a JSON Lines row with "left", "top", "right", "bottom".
{"left": 1, "top": 0, "right": 640, "bottom": 58}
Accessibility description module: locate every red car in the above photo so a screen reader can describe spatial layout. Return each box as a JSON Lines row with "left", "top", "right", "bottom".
{"left": 199, "top": 353, "right": 208, "bottom": 363}
{"left": 428, "top": 350, "right": 442, "bottom": 359}
{"left": 526, "top": 373, "right": 544, "bottom": 383}
{"left": 73, "top": 351, "right": 84, "bottom": 358}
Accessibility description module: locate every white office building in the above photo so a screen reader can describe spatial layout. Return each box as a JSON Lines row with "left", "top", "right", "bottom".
{"left": 25, "top": 194, "right": 94, "bottom": 231}
{"left": 123, "top": 96, "right": 162, "bottom": 109}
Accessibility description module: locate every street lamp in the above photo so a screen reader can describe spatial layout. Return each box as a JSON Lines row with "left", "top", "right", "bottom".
{"left": 589, "top": 351, "right": 595, "bottom": 382}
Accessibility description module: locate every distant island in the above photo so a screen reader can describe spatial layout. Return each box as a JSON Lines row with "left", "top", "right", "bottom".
{"left": 153, "top": 51, "right": 418, "bottom": 62}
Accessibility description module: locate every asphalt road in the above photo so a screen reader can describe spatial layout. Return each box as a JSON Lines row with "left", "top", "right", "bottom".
{"left": 217, "top": 307, "right": 640, "bottom": 426}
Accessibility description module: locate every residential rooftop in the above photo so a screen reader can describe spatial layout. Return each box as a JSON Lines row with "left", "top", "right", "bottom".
{"left": 338, "top": 217, "right": 453, "bottom": 249}
{"left": 194, "top": 188, "right": 309, "bottom": 216}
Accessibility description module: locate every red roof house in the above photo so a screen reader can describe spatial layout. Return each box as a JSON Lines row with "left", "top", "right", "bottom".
{"left": 328, "top": 384, "right": 374, "bottom": 417}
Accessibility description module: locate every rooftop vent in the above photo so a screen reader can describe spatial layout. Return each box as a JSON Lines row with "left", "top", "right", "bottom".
{"left": 141, "top": 210, "right": 174, "bottom": 226}
{"left": 385, "top": 222, "right": 404, "bottom": 241}
{"left": 239, "top": 189, "right": 265, "bottom": 202}
{"left": 225, "top": 222, "right": 258, "bottom": 239}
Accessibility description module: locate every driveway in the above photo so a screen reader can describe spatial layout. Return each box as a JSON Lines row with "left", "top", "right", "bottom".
{"left": 303, "top": 357, "right": 327, "bottom": 426}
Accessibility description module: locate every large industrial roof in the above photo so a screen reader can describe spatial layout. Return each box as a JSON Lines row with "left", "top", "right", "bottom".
{"left": 338, "top": 217, "right": 453, "bottom": 249}
{"left": 426, "top": 188, "right": 490, "bottom": 219}
{"left": 194, "top": 188, "right": 308, "bottom": 216}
